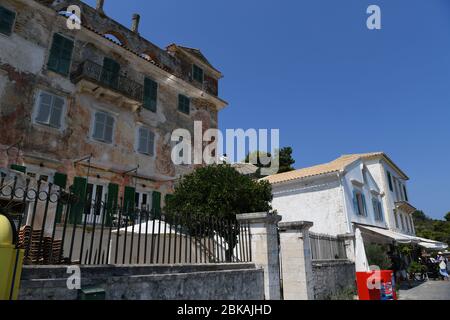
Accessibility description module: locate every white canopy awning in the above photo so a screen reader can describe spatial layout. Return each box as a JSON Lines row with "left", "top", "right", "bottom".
{"left": 358, "top": 225, "right": 448, "bottom": 249}
{"left": 414, "top": 236, "right": 448, "bottom": 250}
{"left": 358, "top": 225, "right": 418, "bottom": 244}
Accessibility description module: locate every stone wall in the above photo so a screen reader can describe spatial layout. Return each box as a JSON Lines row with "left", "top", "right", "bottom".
{"left": 19, "top": 263, "right": 264, "bottom": 300}
{"left": 312, "top": 260, "right": 355, "bottom": 300}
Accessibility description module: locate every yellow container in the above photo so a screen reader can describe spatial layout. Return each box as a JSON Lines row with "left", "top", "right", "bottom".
{"left": 0, "top": 215, "right": 24, "bottom": 300}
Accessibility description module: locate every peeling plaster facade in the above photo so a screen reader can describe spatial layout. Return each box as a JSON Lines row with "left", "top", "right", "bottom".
{"left": 0, "top": 0, "right": 227, "bottom": 205}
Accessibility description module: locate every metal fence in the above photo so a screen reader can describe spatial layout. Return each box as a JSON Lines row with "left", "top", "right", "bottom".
{"left": 309, "top": 232, "right": 347, "bottom": 261}
{"left": 0, "top": 175, "right": 252, "bottom": 266}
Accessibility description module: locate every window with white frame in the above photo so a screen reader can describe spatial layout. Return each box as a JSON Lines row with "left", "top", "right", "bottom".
{"left": 372, "top": 198, "right": 383, "bottom": 221}
{"left": 137, "top": 127, "right": 155, "bottom": 156}
{"left": 92, "top": 111, "right": 114, "bottom": 143}
{"left": 34, "top": 91, "right": 65, "bottom": 129}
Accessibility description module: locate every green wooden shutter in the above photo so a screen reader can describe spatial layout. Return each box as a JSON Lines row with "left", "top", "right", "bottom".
{"left": 123, "top": 186, "right": 136, "bottom": 217}
{"left": 0, "top": 6, "right": 15, "bottom": 36}
{"left": 106, "top": 183, "right": 119, "bottom": 226}
{"left": 10, "top": 164, "right": 26, "bottom": 173}
{"left": 143, "top": 78, "right": 158, "bottom": 112}
{"left": 54, "top": 173, "right": 67, "bottom": 188}
{"left": 101, "top": 57, "right": 120, "bottom": 88}
{"left": 178, "top": 94, "right": 190, "bottom": 114}
{"left": 53, "top": 173, "right": 67, "bottom": 223}
{"left": 47, "top": 34, "right": 74, "bottom": 76}
{"left": 192, "top": 64, "right": 204, "bottom": 83}
{"left": 152, "top": 191, "right": 161, "bottom": 218}
{"left": 69, "top": 177, "right": 87, "bottom": 225}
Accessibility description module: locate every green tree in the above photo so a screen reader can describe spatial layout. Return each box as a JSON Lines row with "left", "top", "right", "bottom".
{"left": 165, "top": 164, "right": 273, "bottom": 261}
{"left": 365, "top": 244, "right": 392, "bottom": 270}
{"left": 244, "top": 146, "right": 296, "bottom": 176}
{"left": 445, "top": 212, "right": 450, "bottom": 222}
{"left": 277, "top": 147, "right": 296, "bottom": 173}
{"left": 412, "top": 210, "right": 450, "bottom": 246}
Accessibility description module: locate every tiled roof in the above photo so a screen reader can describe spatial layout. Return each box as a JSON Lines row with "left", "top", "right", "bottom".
{"left": 262, "top": 152, "right": 408, "bottom": 185}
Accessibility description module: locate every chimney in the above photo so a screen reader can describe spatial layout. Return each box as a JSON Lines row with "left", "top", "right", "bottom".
{"left": 131, "top": 14, "right": 140, "bottom": 33}
{"left": 96, "top": 0, "right": 105, "bottom": 14}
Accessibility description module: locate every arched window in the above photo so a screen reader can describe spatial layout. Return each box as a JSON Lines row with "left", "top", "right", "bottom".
{"left": 103, "top": 31, "right": 127, "bottom": 46}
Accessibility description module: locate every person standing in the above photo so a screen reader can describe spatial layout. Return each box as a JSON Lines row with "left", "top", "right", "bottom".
{"left": 438, "top": 253, "right": 449, "bottom": 281}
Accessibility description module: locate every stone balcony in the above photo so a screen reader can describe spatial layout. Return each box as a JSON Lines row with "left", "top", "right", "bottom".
{"left": 71, "top": 60, "right": 144, "bottom": 110}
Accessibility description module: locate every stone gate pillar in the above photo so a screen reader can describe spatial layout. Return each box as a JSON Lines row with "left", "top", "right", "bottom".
{"left": 236, "top": 212, "right": 282, "bottom": 300}
{"left": 279, "top": 221, "right": 314, "bottom": 300}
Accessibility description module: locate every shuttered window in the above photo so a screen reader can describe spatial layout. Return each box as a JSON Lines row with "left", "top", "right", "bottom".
{"left": 93, "top": 111, "right": 114, "bottom": 143}
{"left": 137, "top": 127, "right": 155, "bottom": 156}
{"left": 47, "top": 34, "right": 74, "bottom": 76}
{"left": 192, "top": 64, "right": 204, "bottom": 83}
{"left": 69, "top": 177, "right": 88, "bottom": 225}
{"left": 35, "top": 91, "right": 65, "bottom": 128}
{"left": 353, "top": 190, "right": 367, "bottom": 216}
{"left": 178, "top": 94, "right": 190, "bottom": 114}
{"left": 0, "top": 6, "right": 15, "bottom": 36}
{"left": 403, "top": 185, "right": 408, "bottom": 202}
{"left": 101, "top": 57, "right": 120, "bottom": 89}
{"left": 143, "top": 78, "right": 158, "bottom": 112}
{"left": 106, "top": 183, "right": 119, "bottom": 226}
{"left": 372, "top": 198, "right": 383, "bottom": 222}
{"left": 387, "top": 171, "right": 393, "bottom": 192}
{"left": 152, "top": 191, "right": 161, "bottom": 218}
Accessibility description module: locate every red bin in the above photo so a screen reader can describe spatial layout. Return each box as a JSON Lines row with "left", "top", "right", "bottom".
{"left": 356, "top": 270, "right": 397, "bottom": 300}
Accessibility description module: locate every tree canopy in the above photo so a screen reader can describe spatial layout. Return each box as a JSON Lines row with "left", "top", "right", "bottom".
{"left": 165, "top": 164, "right": 273, "bottom": 221}
{"left": 412, "top": 210, "right": 450, "bottom": 245}
{"left": 244, "top": 146, "right": 296, "bottom": 177}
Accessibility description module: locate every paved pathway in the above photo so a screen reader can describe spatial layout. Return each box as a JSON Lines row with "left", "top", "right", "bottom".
{"left": 399, "top": 280, "right": 450, "bottom": 300}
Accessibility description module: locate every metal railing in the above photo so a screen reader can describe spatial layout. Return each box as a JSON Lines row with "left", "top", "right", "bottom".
{"left": 0, "top": 175, "right": 252, "bottom": 266}
{"left": 309, "top": 232, "right": 347, "bottom": 261}
{"left": 71, "top": 60, "right": 144, "bottom": 102}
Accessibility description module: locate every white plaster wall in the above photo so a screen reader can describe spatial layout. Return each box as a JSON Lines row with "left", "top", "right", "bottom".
{"left": 0, "top": 34, "right": 46, "bottom": 74}
{"left": 342, "top": 161, "right": 387, "bottom": 230}
{"left": 366, "top": 159, "right": 415, "bottom": 235}
{"left": 271, "top": 176, "right": 348, "bottom": 236}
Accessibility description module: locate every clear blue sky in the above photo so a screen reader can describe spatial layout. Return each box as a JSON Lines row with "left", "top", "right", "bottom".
{"left": 83, "top": 0, "right": 450, "bottom": 220}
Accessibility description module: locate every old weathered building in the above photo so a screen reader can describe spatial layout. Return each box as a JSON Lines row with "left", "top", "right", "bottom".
{"left": 0, "top": 0, "right": 227, "bottom": 219}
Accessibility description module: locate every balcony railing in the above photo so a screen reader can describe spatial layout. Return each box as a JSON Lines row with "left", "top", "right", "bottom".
{"left": 71, "top": 60, "right": 144, "bottom": 103}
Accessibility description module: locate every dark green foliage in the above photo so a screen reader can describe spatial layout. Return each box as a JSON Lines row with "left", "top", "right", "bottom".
{"left": 412, "top": 210, "right": 450, "bottom": 245}
{"left": 165, "top": 164, "right": 273, "bottom": 261}
{"left": 165, "top": 164, "right": 272, "bottom": 219}
{"left": 445, "top": 212, "right": 450, "bottom": 222}
{"left": 365, "top": 243, "right": 392, "bottom": 270}
{"left": 244, "top": 146, "right": 296, "bottom": 177}
{"left": 277, "top": 147, "right": 296, "bottom": 173}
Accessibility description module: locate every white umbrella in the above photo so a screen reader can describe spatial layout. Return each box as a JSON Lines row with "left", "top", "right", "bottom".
{"left": 355, "top": 228, "right": 370, "bottom": 272}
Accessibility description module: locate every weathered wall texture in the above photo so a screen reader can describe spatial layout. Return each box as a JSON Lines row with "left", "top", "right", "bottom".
{"left": 312, "top": 260, "right": 355, "bottom": 300}
{"left": 19, "top": 264, "right": 264, "bottom": 300}
{"left": 0, "top": 0, "right": 225, "bottom": 200}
